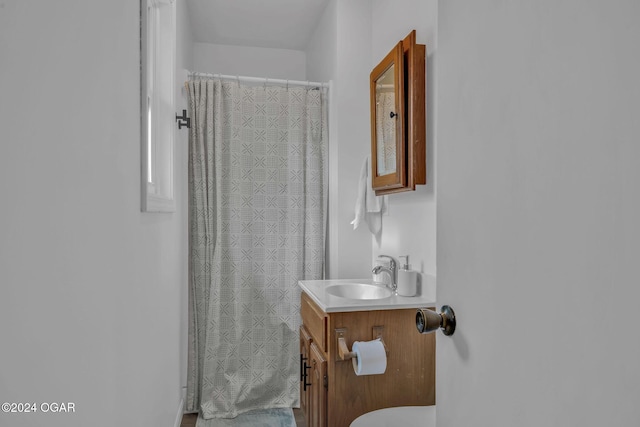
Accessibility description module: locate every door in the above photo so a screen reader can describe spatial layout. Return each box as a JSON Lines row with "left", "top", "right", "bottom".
{"left": 437, "top": 2, "right": 640, "bottom": 426}
{"left": 299, "top": 326, "right": 312, "bottom": 427}
{"left": 309, "top": 342, "right": 327, "bottom": 427}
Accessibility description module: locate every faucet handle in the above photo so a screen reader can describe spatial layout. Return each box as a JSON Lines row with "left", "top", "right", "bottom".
{"left": 376, "top": 254, "right": 396, "bottom": 268}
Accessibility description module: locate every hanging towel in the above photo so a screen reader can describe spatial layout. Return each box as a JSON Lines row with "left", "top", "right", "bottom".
{"left": 351, "top": 156, "right": 386, "bottom": 235}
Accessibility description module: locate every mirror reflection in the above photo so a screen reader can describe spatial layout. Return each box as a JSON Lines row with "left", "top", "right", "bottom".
{"left": 375, "top": 65, "right": 397, "bottom": 176}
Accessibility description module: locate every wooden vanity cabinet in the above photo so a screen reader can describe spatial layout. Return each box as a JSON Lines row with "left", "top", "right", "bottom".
{"left": 299, "top": 292, "right": 435, "bottom": 427}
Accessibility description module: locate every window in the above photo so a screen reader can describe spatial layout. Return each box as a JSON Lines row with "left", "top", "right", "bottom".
{"left": 140, "top": 0, "right": 176, "bottom": 212}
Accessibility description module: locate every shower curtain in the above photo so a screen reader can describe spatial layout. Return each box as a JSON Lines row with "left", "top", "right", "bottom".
{"left": 185, "top": 78, "right": 328, "bottom": 419}
{"left": 376, "top": 91, "right": 396, "bottom": 175}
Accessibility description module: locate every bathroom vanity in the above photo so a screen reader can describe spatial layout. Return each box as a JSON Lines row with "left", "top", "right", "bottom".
{"left": 298, "top": 279, "right": 436, "bottom": 427}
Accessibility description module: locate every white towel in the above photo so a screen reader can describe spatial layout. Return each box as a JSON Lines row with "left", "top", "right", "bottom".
{"left": 351, "top": 156, "right": 386, "bottom": 235}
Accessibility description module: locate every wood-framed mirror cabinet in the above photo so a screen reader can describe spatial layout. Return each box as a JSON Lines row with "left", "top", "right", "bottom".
{"left": 370, "top": 30, "right": 426, "bottom": 195}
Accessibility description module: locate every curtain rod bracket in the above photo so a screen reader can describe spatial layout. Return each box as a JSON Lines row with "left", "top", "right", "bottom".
{"left": 176, "top": 110, "right": 190, "bottom": 129}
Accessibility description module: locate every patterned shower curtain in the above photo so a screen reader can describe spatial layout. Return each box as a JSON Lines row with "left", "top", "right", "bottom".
{"left": 376, "top": 91, "right": 396, "bottom": 175}
{"left": 185, "top": 78, "right": 328, "bottom": 419}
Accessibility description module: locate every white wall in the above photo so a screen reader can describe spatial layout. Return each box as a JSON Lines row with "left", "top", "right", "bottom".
{"left": 305, "top": 0, "right": 341, "bottom": 278}
{"left": 371, "top": 0, "right": 438, "bottom": 287}
{"left": 193, "top": 43, "right": 306, "bottom": 80}
{"left": 331, "top": 0, "right": 376, "bottom": 280}
{"left": 305, "top": 0, "right": 337, "bottom": 84}
{"left": 0, "top": 1, "right": 189, "bottom": 426}
{"left": 305, "top": 0, "right": 438, "bottom": 283}
{"left": 306, "top": 0, "right": 374, "bottom": 280}
{"left": 177, "top": 0, "right": 193, "bottom": 408}
{"left": 437, "top": 1, "right": 640, "bottom": 425}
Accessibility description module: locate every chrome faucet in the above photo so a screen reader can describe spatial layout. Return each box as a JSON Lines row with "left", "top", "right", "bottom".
{"left": 372, "top": 255, "right": 397, "bottom": 293}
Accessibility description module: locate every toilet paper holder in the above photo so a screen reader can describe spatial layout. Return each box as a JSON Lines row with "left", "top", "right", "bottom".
{"left": 335, "top": 327, "right": 388, "bottom": 361}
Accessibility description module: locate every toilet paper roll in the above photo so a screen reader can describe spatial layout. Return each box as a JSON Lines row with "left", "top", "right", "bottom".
{"left": 351, "top": 339, "right": 387, "bottom": 376}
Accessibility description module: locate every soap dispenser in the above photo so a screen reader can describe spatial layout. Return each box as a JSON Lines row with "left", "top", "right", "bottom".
{"left": 397, "top": 255, "right": 418, "bottom": 297}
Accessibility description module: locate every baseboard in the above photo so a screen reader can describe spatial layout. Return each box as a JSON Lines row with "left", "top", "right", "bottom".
{"left": 173, "top": 388, "right": 186, "bottom": 427}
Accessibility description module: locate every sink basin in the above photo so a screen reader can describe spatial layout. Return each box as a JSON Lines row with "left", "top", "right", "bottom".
{"left": 325, "top": 283, "right": 393, "bottom": 300}
{"left": 299, "top": 278, "right": 436, "bottom": 312}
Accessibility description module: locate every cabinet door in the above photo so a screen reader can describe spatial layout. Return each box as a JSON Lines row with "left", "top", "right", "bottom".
{"left": 371, "top": 29, "right": 426, "bottom": 195}
{"left": 299, "top": 326, "right": 312, "bottom": 426}
{"left": 309, "top": 342, "right": 327, "bottom": 427}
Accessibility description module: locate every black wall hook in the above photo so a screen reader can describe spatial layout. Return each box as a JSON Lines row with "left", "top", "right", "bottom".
{"left": 176, "top": 110, "right": 190, "bottom": 129}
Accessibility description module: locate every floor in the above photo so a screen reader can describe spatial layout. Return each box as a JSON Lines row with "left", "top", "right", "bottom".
{"left": 181, "top": 413, "right": 196, "bottom": 427}
{"left": 180, "top": 409, "right": 306, "bottom": 427}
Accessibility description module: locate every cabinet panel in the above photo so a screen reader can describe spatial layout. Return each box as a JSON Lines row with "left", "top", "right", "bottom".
{"left": 328, "top": 308, "right": 435, "bottom": 426}
{"left": 299, "top": 326, "right": 312, "bottom": 427}
{"left": 370, "top": 42, "right": 405, "bottom": 191}
{"left": 300, "top": 294, "right": 435, "bottom": 426}
{"left": 301, "top": 292, "right": 327, "bottom": 352}
{"left": 309, "top": 342, "right": 327, "bottom": 427}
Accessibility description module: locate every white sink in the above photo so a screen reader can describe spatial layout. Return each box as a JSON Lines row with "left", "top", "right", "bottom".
{"left": 326, "top": 283, "right": 393, "bottom": 300}
{"left": 299, "top": 278, "right": 436, "bottom": 313}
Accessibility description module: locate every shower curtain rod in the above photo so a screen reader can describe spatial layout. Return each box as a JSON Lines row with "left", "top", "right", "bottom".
{"left": 187, "top": 71, "right": 329, "bottom": 89}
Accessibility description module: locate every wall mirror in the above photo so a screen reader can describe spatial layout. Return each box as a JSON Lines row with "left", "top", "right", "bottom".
{"left": 370, "top": 30, "right": 426, "bottom": 195}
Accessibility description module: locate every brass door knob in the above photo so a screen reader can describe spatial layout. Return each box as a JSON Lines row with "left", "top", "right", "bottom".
{"left": 416, "top": 306, "right": 456, "bottom": 336}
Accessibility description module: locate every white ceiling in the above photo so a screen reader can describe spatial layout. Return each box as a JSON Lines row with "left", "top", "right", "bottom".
{"left": 185, "top": 0, "right": 330, "bottom": 50}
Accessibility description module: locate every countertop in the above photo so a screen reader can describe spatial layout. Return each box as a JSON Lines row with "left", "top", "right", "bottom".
{"left": 298, "top": 277, "right": 436, "bottom": 313}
